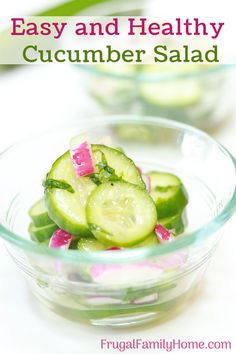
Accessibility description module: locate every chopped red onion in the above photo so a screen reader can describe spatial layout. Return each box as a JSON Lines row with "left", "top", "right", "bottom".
{"left": 90, "top": 262, "right": 163, "bottom": 284}
{"left": 70, "top": 141, "right": 95, "bottom": 177}
{"left": 142, "top": 174, "right": 151, "bottom": 193}
{"left": 136, "top": 166, "right": 143, "bottom": 174}
{"left": 154, "top": 224, "right": 174, "bottom": 243}
{"left": 49, "top": 229, "right": 72, "bottom": 249}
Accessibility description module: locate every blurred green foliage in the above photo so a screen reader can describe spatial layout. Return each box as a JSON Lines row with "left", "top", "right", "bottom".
{"left": 39, "top": 0, "right": 108, "bottom": 16}
{"left": 0, "top": 0, "right": 109, "bottom": 73}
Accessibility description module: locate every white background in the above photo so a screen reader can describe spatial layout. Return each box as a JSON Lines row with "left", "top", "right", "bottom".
{"left": 0, "top": 1, "right": 236, "bottom": 354}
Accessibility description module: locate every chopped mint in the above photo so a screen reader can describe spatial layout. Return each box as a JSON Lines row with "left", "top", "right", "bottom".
{"left": 43, "top": 178, "right": 75, "bottom": 193}
{"left": 89, "top": 150, "right": 122, "bottom": 185}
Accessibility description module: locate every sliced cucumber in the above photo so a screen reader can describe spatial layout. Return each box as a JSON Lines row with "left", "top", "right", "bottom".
{"left": 45, "top": 145, "right": 144, "bottom": 235}
{"left": 132, "top": 232, "right": 158, "bottom": 248}
{"left": 29, "top": 222, "right": 58, "bottom": 243}
{"left": 159, "top": 214, "right": 184, "bottom": 235}
{"left": 115, "top": 146, "right": 125, "bottom": 153}
{"left": 95, "top": 63, "right": 137, "bottom": 76}
{"left": 148, "top": 172, "right": 188, "bottom": 219}
{"left": 77, "top": 237, "right": 107, "bottom": 252}
{"left": 149, "top": 171, "right": 182, "bottom": 187}
{"left": 29, "top": 198, "right": 53, "bottom": 227}
{"left": 77, "top": 232, "right": 159, "bottom": 252}
{"left": 92, "top": 144, "right": 145, "bottom": 188}
{"left": 140, "top": 65, "right": 203, "bottom": 107}
{"left": 41, "top": 239, "right": 50, "bottom": 246}
{"left": 140, "top": 80, "right": 203, "bottom": 107}
{"left": 86, "top": 181, "right": 157, "bottom": 247}
{"left": 45, "top": 152, "right": 96, "bottom": 236}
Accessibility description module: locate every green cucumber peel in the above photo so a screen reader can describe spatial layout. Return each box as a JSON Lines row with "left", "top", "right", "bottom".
{"left": 155, "top": 185, "right": 174, "bottom": 192}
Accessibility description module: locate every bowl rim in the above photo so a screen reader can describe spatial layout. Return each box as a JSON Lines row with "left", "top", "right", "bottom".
{"left": 0, "top": 115, "right": 236, "bottom": 264}
{"left": 77, "top": 63, "right": 233, "bottom": 83}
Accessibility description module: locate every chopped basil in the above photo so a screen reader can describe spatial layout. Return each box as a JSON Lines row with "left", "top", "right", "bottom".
{"left": 89, "top": 150, "right": 121, "bottom": 186}
{"left": 43, "top": 178, "right": 75, "bottom": 193}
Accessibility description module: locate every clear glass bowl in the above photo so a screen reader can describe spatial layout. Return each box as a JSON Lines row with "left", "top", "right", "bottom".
{"left": 0, "top": 116, "right": 236, "bottom": 327}
{"left": 80, "top": 65, "right": 235, "bottom": 131}
{"left": 76, "top": 1, "right": 236, "bottom": 131}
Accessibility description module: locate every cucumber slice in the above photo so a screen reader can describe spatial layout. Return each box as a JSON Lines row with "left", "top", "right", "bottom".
{"left": 45, "top": 145, "right": 144, "bottom": 235}
{"left": 148, "top": 172, "right": 188, "bottom": 219}
{"left": 115, "top": 146, "right": 125, "bottom": 153}
{"left": 140, "top": 65, "right": 203, "bottom": 107}
{"left": 45, "top": 152, "right": 96, "bottom": 236}
{"left": 95, "top": 63, "right": 137, "bottom": 76}
{"left": 77, "top": 237, "right": 107, "bottom": 252}
{"left": 29, "top": 222, "right": 58, "bottom": 243}
{"left": 86, "top": 181, "right": 157, "bottom": 247}
{"left": 41, "top": 239, "right": 50, "bottom": 246}
{"left": 92, "top": 144, "right": 145, "bottom": 188}
{"left": 159, "top": 214, "right": 184, "bottom": 235}
{"left": 29, "top": 198, "right": 53, "bottom": 227}
{"left": 132, "top": 232, "right": 158, "bottom": 248}
{"left": 140, "top": 80, "right": 203, "bottom": 107}
{"left": 77, "top": 232, "right": 159, "bottom": 252}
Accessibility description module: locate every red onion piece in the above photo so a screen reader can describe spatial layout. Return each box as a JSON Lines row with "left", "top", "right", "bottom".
{"left": 154, "top": 224, "right": 187, "bottom": 270}
{"left": 142, "top": 174, "right": 151, "bottom": 193}
{"left": 137, "top": 166, "right": 143, "bottom": 174}
{"left": 49, "top": 229, "right": 72, "bottom": 249}
{"left": 90, "top": 262, "right": 163, "bottom": 284}
{"left": 154, "top": 224, "right": 174, "bottom": 243}
{"left": 70, "top": 141, "right": 95, "bottom": 177}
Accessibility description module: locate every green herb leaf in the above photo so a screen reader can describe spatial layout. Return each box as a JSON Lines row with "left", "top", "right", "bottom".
{"left": 89, "top": 150, "right": 121, "bottom": 185}
{"left": 90, "top": 174, "right": 101, "bottom": 186}
{"left": 43, "top": 178, "right": 75, "bottom": 193}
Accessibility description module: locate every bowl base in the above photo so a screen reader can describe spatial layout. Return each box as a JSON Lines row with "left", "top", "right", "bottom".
{"left": 32, "top": 285, "right": 200, "bottom": 328}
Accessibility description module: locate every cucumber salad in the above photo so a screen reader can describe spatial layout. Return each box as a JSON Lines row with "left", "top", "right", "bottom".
{"left": 28, "top": 137, "right": 188, "bottom": 251}
{"left": 87, "top": 63, "right": 228, "bottom": 130}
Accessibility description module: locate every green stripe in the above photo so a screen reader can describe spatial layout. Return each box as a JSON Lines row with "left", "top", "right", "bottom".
{"left": 39, "top": 0, "right": 108, "bottom": 16}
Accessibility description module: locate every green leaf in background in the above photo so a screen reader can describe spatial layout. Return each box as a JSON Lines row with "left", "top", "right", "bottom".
{"left": 0, "top": 0, "right": 109, "bottom": 73}
{"left": 39, "top": 0, "right": 109, "bottom": 16}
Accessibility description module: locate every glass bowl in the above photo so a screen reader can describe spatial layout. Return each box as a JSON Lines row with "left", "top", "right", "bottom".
{"left": 80, "top": 65, "right": 235, "bottom": 131}
{"left": 0, "top": 116, "right": 236, "bottom": 327}
{"left": 75, "top": 1, "right": 236, "bottom": 131}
